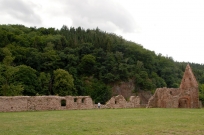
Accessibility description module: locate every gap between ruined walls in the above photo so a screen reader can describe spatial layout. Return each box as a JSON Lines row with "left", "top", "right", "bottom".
{"left": 0, "top": 95, "right": 141, "bottom": 112}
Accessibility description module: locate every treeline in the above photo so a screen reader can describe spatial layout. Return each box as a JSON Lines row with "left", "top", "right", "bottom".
{"left": 0, "top": 24, "right": 204, "bottom": 104}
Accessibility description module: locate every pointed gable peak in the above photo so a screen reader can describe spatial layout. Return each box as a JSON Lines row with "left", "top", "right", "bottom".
{"left": 179, "top": 64, "right": 198, "bottom": 89}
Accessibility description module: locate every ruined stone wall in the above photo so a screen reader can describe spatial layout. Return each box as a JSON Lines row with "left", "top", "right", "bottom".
{"left": 0, "top": 96, "right": 93, "bottom": 112}
{"left": 126, "top": 96, "right": 141, "bottom": 108}
{"left": 27, "top": 96, "right": 59, "bottom": 111}
{"left": 66, "top": 96, "right": 93, "bottom": 110}
{"left": 0, "top": 95, "right": 141, "bottom": 112}
{"left": 147, "top": 88, "right": 180, "bottom": 108}
{"left": 179, "top": 87, "right": 199, "bottom": 108}
{"left": 0, "top": 96, "right": 29, "bottom": 112}
{"left": 179, "top": 64, "right": 198, "bottom": 90}
{"left": 147, "top": 87, "right": 200, "bottom": 108}
{"left": 106, "top": 95, "right": 140, "bottom": 109}
{"left": 147, "top": 64, "right": 200, "bottom": 108}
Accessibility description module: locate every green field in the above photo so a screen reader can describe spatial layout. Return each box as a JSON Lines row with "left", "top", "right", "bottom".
{"left": 0, "top": 108, "right": 204, "bottom": 135}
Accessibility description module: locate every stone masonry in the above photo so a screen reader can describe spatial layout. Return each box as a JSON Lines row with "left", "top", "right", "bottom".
{"left": 0, "top": 95, "right": 140, "bottom": 112}
{"left": 147, "top": 64, "right": 199, "bottom": 108}
{"left": 106, "top": 95, "right": 140, "bottom": 109}
{"left": 0, "top": 96, "right": 93, "bottom": 112}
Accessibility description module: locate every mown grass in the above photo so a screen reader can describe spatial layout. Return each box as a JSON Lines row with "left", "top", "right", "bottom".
{"left": 0, "top": 108, "right": 204, "bottom": 135}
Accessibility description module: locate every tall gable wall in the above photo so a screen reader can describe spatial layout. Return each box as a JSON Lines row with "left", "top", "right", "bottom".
{"left": 180, "top": 64, "right": 198, "bottom": 89}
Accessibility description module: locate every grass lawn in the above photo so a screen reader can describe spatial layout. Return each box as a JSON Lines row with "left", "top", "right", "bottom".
{"left": 0, "top": 108, "right": 204, "bottom": 135}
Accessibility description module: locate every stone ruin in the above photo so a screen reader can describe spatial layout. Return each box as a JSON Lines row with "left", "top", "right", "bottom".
{"left": 0, "top": 96, "right": 93, "bottom": 112}
{"left": 105, "top": 95, "right": 140, "bottom": 109}
{"left": 0, "top": 95, "right": 140, "bottom": 112}
{"left": 111, "top": 79, "right": 152, "bottom": 105}
{"left": 1, "top": 64, "right": 199, "bottom": 112}
{"left": 147, "top": 64, "right": 200, "bottom": 108}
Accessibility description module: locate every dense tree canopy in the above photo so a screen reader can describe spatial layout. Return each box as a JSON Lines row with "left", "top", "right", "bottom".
{"left": 0, "top": 24, "right": 204, "bottom": 104}
{"left": 53, "top": 69, "right": 75, "bottom": 96}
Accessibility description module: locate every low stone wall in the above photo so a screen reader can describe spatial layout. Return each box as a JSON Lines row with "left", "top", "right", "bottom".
{"left": 0, "top": 95, "right": 141, "bottom": 112}
{"left": 0, "top": 96, "right": 29, "bottom": 112}
{"left": 106, "top": 95, "right": 140, "bottom": 109}
{"left": 0, "top": 96, "right": 93, "bottom": 112}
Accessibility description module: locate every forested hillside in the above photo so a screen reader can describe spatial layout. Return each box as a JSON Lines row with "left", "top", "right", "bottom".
{"left": 0, "top": 24, "right": 204, "bottom": 104}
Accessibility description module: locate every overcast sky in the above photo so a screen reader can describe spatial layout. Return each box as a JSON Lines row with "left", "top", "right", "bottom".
{"left": 0, "top": 0, "right": 204, "bottom": 64}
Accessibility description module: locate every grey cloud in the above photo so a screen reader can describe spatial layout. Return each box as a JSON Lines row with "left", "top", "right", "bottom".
{"left": 0, "top": 0, "right": 41, "bottom": 24}
{"left": 62, "top": 0, "right": 137, "bottom": 33}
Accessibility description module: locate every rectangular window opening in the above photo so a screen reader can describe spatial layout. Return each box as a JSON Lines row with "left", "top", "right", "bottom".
{"left": 82, "top": 98, "right": 85, "bottom": 103}
{"left": 61, "top": 99, "right": 66, "bottom": 106}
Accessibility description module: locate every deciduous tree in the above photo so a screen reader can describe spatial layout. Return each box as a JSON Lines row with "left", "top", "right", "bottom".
{"left": 53, "top": 69, "right": 75, "bottom": 96}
